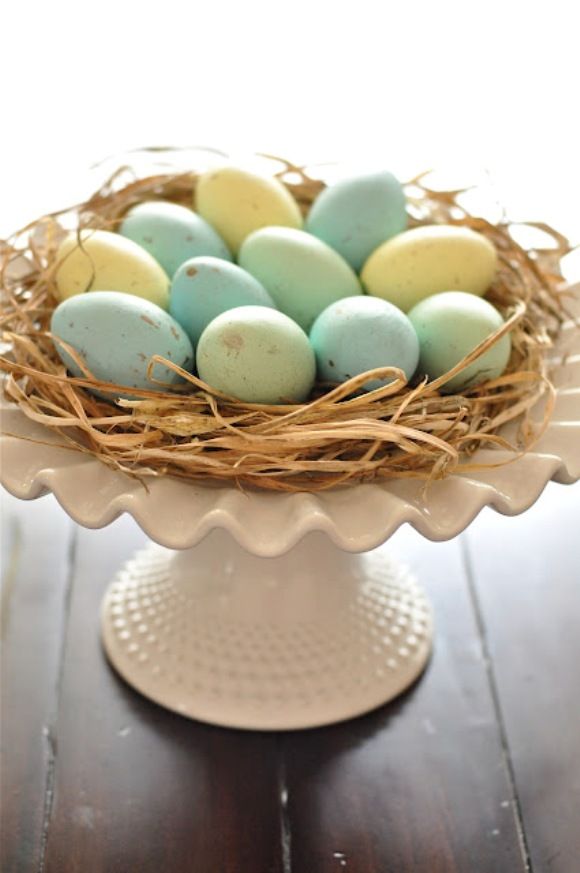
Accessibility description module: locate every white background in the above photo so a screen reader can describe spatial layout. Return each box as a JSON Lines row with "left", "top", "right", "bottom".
{"left": 1, "top": 0, "right": 578, "bottom": 253}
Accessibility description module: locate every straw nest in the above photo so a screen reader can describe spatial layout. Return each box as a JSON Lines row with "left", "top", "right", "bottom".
{"left": 0, "top": 154, "right": 573, "bottom": 491}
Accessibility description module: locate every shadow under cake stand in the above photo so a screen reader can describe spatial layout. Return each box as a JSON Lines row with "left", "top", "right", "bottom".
{"left": 1, "top": 289, "right": 578, "bottom": 730}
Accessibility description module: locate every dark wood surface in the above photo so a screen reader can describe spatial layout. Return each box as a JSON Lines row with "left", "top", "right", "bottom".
{"left": 464, "top": 485, "right": 580, "bottom": 873}
{"left": 1, "top": 482, "right": 579, "bottom": 873}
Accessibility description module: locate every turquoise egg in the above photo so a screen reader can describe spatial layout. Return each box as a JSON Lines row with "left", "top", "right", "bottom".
{"left": 306, "top": 170, "right": 407, "bottom": 271}
{"left": 119, "top": 201, "right": 231, "bottom": 279}
{"left": 51, "top": 291, "right": 194, "bottom": 401}
{"left": 238, "top": 227, "right": 361, "bottom": 332}
{"left": 408, "top": 291, "right": 512, "bottom": 393}
{"left": 310, "top": 296, "right": 419, "bottom": 391}
{"left": 170, "top": 257, "right": 276, "bottom": 347}
{"left": 197, "top": 306, "right": 316, "bottom": 404}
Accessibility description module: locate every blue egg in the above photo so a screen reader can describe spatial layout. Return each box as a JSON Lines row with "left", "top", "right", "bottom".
{"left": 309, "top": 296, "right": 419, "bottom": 391}
{"left": 306, "top": 170, "right": 407, "bottom": 272}
{"left": 51, "top": 291, "right": 194, "bottom": 401}
{"left": 170, "top": 257, "right": 277, "bottom": 347}
{"left": 119, "top": 200, "right": 232, "bottom": 279}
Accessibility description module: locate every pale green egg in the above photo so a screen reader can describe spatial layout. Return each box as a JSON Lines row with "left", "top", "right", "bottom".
{"left": 197, "top": 306, "right": 315, "bottom": 404}
{"left": 51, "top": 291, "right": 194, "bottom": 402}
{"left": 408, "top": 291, "right": 512, "bottom": 393}
{"left": 238, "top": 227, "right": 362, "bottom": 332}
{"left": 120, "top": 200, "right": 232, "bottom": 279}
{"left": 306, "top": 170, "right": 407, "bottom": 271}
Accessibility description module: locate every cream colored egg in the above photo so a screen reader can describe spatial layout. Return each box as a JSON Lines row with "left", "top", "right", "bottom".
{"left": 197, "top": 306, "right": 315, "bottom": 404}
{"left": 195, "top": 166, "right": 303, "bottom": 255}
{"left": 361, "top": 225, "right": 498, "bottom": 312}
{"left": 55, "top": 230, "right": 170, "bottom": 309}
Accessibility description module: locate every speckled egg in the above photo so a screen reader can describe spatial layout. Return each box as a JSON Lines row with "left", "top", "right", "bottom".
{"left": 197, "top": 306, "right": 315, "bottom": 404}
{"left": 119, "top": 200, "right": 231, "bottom": 279}
{"left": 51, "top": 291, "right": 194, "bottom": 400}
{"left": 170, "top": 257, "right": 276, "bottom": 347}
{"left": 238, "top": 227, "right": 362, "bottom": 332}
{"left": 361, "top": 225, "right": 498, "bottom": 312}
{"left": 310, "top": 296, "right": 419, "bottom": 391}
{"left": 195, "top": 166, "right": 303, "bottom": 255}
{"left": 306, "top": 170, "right": 407, "bottom": 271}
{"left": 55, "top": 230, "right": 170, "bottom": 309}
{"left": 408, "top": 291, "right": 511, "bottom": 393}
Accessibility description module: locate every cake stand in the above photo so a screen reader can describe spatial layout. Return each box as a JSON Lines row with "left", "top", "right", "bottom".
{"left": 1, "top": 287, "right": 578, "bottom": 730}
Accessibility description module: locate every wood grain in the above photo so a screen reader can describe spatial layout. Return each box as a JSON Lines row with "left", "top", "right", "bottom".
{"left": 41, "top": 517, "right": 284, "bottom": 873}
{"left": 2, "top": 481, "right": 579, "bottom": 873}
{"left": 282, "top": 530, "right": 528, "bottom": 873}
{"left": 0, "top": 493, "right": 75, "bottom": 873}
{"left": 464, "top": 481, "right": 580, "bottom": 873}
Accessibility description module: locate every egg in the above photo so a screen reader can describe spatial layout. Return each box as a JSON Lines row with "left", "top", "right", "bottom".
{"left": 306, "top": 170, "right": 407, "bottom": 271}
{"left": 51, "top": 291, "right": 194, "bottom": 399}
{"left": 361, "top": 225, "right": 498, "bottom": 312}
{"left": 407, "top": 291, "right": 512, "bottom": 393}
{"left": 119, "top": 200, "right": 231, "bottom": 280}
{"left": 238, "top": 227, "right": 362, "bottom": 332}
{"left": 195, "top": 166, "right": 303, "bottom": 255}
{"left": 170, "top": 257, "right": 276, "bottom": 346}
{"left": 310, "top": 296, "right": 419, "bottom": 391}
{"left": 55, "top": 230, "right": 170, "bottom": 309}
{"left": 197, "top": 306, "right": 315, "bottom": 404}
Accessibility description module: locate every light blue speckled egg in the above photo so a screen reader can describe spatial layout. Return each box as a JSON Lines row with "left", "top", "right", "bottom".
{"left": 119, "top": 200, "right": 232, "bottom": 279}
{"left": 310, "top": 296, "right": 419, "bottom": 391}
{"left": 306, "top": 171, "right": 407, "bottom": 271}
{"left": 170, "top": 257, "right": 276, "bottom": 347}
{"left": 408, "top": 291, "right": 512, "bottom": 393}
{"left": 238, "top": 227, "right": 361, "bottom": 332}
{"left": 51, "top": 291, "right": 194, "bottom": 401}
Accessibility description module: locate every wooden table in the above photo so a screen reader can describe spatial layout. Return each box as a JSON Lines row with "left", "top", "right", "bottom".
{"left": 1, "top": 481, "right": 579, "bottom": 873}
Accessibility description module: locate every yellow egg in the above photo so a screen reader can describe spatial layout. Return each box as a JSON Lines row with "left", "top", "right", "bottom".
{"left": 361, "top": 225, "right": 498, "bottom": 312}
{"left": 195, "top": 166, "right": 303, "bottom": 255}
{"left": 54, "top": 230, "right": 170, "bottom": 309}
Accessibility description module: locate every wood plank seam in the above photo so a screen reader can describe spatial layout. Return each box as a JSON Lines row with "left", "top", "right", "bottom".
{"left": 459, "top": 535, "right": 533, "bottom": 873}
{"left": 277, "top": 751, "right": 292, "bottom": 873}
{"left": 37, "top": 527, "right": 79, "bottom": 873}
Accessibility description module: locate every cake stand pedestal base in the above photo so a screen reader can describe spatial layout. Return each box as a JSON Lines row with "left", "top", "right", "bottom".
{"left": 101, "top": 530, "right": 433, "bottom": 730}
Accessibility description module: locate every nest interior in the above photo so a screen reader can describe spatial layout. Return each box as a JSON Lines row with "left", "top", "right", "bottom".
{"left": 0, "top": 155, "right": 572, "bottom": 492}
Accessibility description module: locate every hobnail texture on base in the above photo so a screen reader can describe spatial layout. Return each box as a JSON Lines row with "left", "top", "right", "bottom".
{"left": 101, "top": 531, "right": 433, "bottom": 730}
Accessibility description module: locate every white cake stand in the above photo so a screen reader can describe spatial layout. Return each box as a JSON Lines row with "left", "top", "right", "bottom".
{"left": 1, "top": 288, "right": 578, "bottom": 730}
